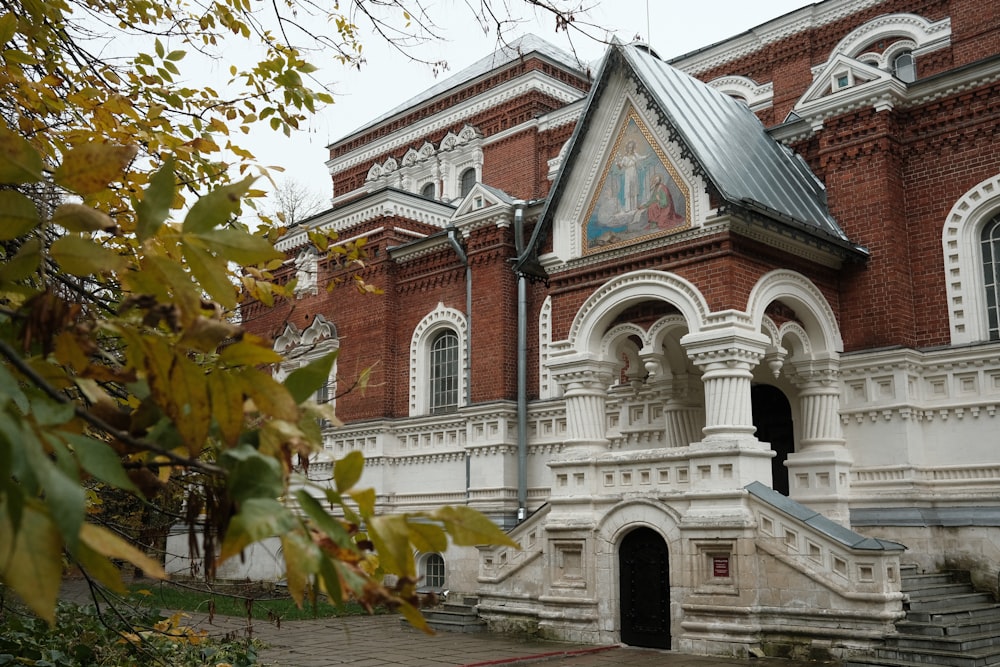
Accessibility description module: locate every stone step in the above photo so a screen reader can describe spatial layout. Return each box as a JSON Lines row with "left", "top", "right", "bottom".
{"left": 848, "top": 566, "right": 1000, "bottom": 667}
{"left": 906, "top": 601, "right": 1000, "bottom": 624}
{"left": 905, "top": 581, "right": 977, "bottom": 598}
{"left": 906, "top": 591, "right": 996, "bottom": 612}
{"left": 873, "top": 644, "right": 1000, "bottom": 667}
{"left": 896, "top": 617, "right": 1000, "bottom": 637}
{"left": 889, "top": 628, "right": 1000, "bottom": 653}
{"left": 901, "top": 572, "right": 966, "bottom": 591}
{"left": 419, "top": 600, "right": 486, "bottom": 633}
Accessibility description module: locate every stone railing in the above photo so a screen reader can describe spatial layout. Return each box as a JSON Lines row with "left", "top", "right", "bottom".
{"left": 478, "top": 504, "right": 549, "bottom": 585}
{"left": 746, "top": 482, "right": 905, "bottom": 604}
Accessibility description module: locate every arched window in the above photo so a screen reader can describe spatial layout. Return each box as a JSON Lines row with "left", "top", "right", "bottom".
{"left": 430, "top": 330, "right": 459, "bottom": 413}
{"left": 422, "top": 553, "right": 445, "bottom": 590}
{"left": 943, "top": 175, "right": 1000, "bottom": 345}
{"left": 981, "top": 215, "right": 1000, "bottom": 341}
{"left": 892, "top": 51, "right": 916, "bottom": 83}
{"left": 421, "top": 182, "right": 436, "bottom": 199}
{"left": 459, "top": 167, "right": 477, "bottom": 198}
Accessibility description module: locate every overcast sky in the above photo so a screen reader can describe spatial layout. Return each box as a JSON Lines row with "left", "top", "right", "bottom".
{"left": 246, "top": 1, "right": 814, "bottom": 206}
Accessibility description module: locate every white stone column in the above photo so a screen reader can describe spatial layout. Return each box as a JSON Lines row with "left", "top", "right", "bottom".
{"left": 682, "top": 329, "right": 768, "bottom": 441}
{"left": 549, "top": 357, "right": 617, "bottom": 455}
{"left": 785, "top": 361, "right": 853, "bottom": 524}
{"left": 679, "top": 327, "right": 773, "bottom": 490}
{"left": 661, "top": 374, "right": 704, "bottom": 448}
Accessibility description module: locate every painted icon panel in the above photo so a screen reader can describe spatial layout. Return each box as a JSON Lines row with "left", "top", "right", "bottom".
{"left": 584, "top": 110, "right": 688, "bottom": 254}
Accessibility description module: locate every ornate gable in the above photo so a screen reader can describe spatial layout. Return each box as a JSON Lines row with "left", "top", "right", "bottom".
{"left": 582, "top": 107, "right": 690, "bottom": 255}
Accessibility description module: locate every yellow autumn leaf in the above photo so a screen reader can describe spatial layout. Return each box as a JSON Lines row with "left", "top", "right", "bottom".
{"left": 0, "top": 190, "right": 40, "bottom": 239}
{"left": 208, "top": 370, "right": 244, "bottom": 446}
{"left": 0, "top": 123, "right": 43, "bottom": 184}
{"left": 50, "top": 234, "right": 127, "bottom": 276}
{"left": 53, "top": 142, "right": 137, "bottom": 195}
{"left": 53, "top": 202, "right": 117, "bottom": 233}
{"left": 0, "top": 499, "right": 63, "bottom": 625}
{"left": 80, "top": 522, "right": 167, "bottom": 580}
{"left": 167, "top": 352, "right": 211, "bottom": 456}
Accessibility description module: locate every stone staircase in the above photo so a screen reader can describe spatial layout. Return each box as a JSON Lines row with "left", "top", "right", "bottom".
{"left": 846, "top": 564, "right": 1000, "bottom": 667}
{"left": 422, "top": 595, "right": 486, "bottom": 633}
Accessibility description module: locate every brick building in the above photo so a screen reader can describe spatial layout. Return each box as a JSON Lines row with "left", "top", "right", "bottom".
{"left": 241, "top": 0, "right": 1000, "bottom": 659}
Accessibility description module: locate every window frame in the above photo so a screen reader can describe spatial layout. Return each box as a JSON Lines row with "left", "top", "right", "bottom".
{"left": 409, "top": 304, "right": 468, "bottom": 416}
{"left": 422, "top": 553, "right": 446, "bottom": 590}
{"left": 429, "top": 329, "right": 460, "bottom": 414}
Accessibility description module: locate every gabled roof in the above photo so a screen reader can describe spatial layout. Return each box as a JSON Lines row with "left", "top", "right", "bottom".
{"left": 339, "top": 34, "right": 591, "bottom": 142}
{"left": 516, "top": 41, "right": 867, "bottom": 275}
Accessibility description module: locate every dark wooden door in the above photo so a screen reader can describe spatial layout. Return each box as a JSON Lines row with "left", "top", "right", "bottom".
{"left": 619, "top": 527, "right": 670, "bottom": 649}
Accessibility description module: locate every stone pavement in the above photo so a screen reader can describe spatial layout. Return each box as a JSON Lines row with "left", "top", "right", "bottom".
{"left": 58, "top": 580, "right": 837, "bottom": 667}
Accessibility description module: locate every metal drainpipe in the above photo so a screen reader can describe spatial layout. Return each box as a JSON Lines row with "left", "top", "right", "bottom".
{"left": 445, "top": 226, "right": 472, "bottom": 502}
{"left": 513, "top": 204, "right": 528, "bottom": 523}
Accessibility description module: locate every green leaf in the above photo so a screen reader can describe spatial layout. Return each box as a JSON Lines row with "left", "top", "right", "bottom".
{"left": 295, "top": 490, "right": 353, "bottom": 549}
{"left": 367, "top": 514, "right": 413, "bottom": 576}
{"left": 333, "top": 450, "right": 364, "bottom": 493}
{"left": 0, "top": 236, "right": 41, "bottom": 282}
{"left": 29, "top": 395, "right": 74, "bottom": 426}
{"left": 280, "top": 528, "right": 320, "bottom": 608}
{"left": 221, "top": 445, "right": 284, "bottom": 503}
{"left": 135, "top": 157, "right": 175, "bottom": 242}
{"left": 285, "top": 350, "right": 339, "bottom": 404}
{"left": 181, "top": 176, "right": 254, "bottom": 234}
{"left": 22, "top": 428, "right": 84, "bottom": 553}
{"left": 431, "top": 505, "right": 520, "bottom": 548}
{"left": 348, "top": 487, "right": 375, "bottom": 519}
{"left": 52, "top": 203, "right": 116, "bottom": 233}
{"left": 318, "top": 555, "right": 344, "bottom": 607}
{"left": 62, "top": 433, "right": 137, "bottom": 493}
{"left": 0, "top": 361, "right": 29, "bottom": 413}
{"left": 407, "top": 520, "right": 448, "bottom": 554}
{"left": 193, "top": 228, "right": 283, "bottom": 265}
{"left": 0, "top": 190, "right": 40, "bottom": 240}
{"left": 53, "top": 143, "right": 137, "bottom": 196}
{"left": 0, "top": 123, "right": 43, "bottom": 184}
{"left": 219, "top": 498, "right": 295, "bottom": 563}
{"left": 50, "top": 234, "right": 127, "bottom": 276}
{"left": 0, "top": 499, "right": 63, "bottom": 625}
{"left": 181, "top": 237, "right": 237, "bottom": 308}
{"left": 0, "top": 13, "right": 16, "bottom": 44}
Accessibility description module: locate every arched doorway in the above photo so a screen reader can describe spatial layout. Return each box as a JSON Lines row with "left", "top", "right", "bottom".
{"left": 619, "top": 527, "right": 670, "bottom": 649}
{"left": 751, "top": 384, "right": 794, "bottom": 495}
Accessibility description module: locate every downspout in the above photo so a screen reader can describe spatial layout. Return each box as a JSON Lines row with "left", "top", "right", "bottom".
{"left": 513, "top": 203, "right": 528, "bottom": 522}
{"left": 445, "top": 226, "right": 472, "bottom": 502}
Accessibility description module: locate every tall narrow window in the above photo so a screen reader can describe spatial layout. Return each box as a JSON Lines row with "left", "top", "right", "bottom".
{"left": 430, "top": 330, "right": 459, "bottom": 413}
{"left": 982, "top": 216, "right": 1000, "bottom": 341}
{"left": 460, "top": 167, "right": 477, "bottom": 198}
{"left": 893, "top": 52, "right": 916, "bottom": 83}
{"left": 421, "top": 182, "right": 436, "bottom": 199}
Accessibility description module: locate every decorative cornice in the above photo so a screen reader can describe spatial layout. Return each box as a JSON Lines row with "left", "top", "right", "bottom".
{"left": 325, "top": 72, "right": 587, "bottom": 175}
{"left": 669, "top": 0, "right": 887, "bottom": 76}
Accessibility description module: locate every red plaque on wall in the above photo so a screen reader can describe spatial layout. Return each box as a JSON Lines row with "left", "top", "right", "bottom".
{"left": 713, "top": 556, "right": 730, "bottom": 577}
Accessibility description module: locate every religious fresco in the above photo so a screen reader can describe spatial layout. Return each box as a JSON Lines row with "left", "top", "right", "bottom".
{"left": 583, "top": 111, "right": 688, "bottom": 254}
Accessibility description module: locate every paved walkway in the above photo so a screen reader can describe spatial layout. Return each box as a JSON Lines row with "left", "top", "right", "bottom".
{"left": 58, "top": 580, "right": 838, "bottom": 667}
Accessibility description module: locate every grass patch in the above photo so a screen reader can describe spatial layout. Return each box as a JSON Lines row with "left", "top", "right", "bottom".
{"left": 128, "top": 580, "right": 371, "bottom": 621}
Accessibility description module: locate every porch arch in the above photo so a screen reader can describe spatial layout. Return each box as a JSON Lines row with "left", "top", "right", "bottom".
{"left": 567, "top": 270, "right": 710, "bottom": 356}
{"left": 746, "top": 269, "right": 842, "bottom": 359}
